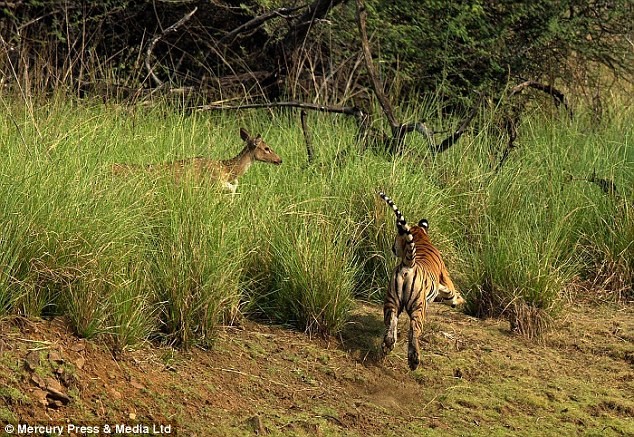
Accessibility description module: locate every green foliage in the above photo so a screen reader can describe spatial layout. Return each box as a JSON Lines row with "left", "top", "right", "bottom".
{"left": 266, "top": 213, "right": 357, "bottom": 336}
{"left": 2, "top": 1, "right": 632, "bottom": 109}
{"left": 147, "top": 184, "right": 243, "bottom": 347}
{"left": 331, "top": 0, "right": 634, "bottom": 106}
{"left": 0, "top": 93, "right": 632, "bottom": 348}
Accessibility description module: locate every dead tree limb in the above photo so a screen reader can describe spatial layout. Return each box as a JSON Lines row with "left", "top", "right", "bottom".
{"left": 355, "top": 0, "right": 478, "bottom": 155}
{"left": 282, "top": 0, "right": 346, "bottom": 50}
{"left": 494, "top": 114, "right": 519, "bottom": 173}
{"left": 196, "top": 100, "right": 369, "bottom": 147}
{"left": 496, "top": 80, "right": 574, "bottom": 172}
{"left": 510, "top": 80, "right": 573, "bottom": 118}
{"left": 300, "top": 110, "right": 314, "bottom": 165}
{"left": 355, "top": 0, "right": 400, "bottom": 136}
{"left": 588, "top": 170, "right": 620, "bottom": 199}
{"left": 396, "top": 97, "right": 481, "bottom": 154}
{"left": 145, "top": 7, "right": 198, "bottom": 87}
{"left": 219, "top": 6, "right": 305, "bottom": 46}
{"left": 196, "top": 100, "right": 363, "bottom": 116}
{"left": 434, "top": 97, "right": 482, "bottom": 153}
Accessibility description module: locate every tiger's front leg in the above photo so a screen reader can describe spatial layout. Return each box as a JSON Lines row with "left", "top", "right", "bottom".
{"left": 407, "top": 307, "right": 425, "bottom": 370}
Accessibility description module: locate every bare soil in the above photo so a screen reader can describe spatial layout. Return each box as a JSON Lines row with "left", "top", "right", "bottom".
{"left": 1, "top": 302, "right": 632, "bottom": 436}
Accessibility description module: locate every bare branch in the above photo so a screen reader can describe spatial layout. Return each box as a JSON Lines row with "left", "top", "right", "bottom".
{"left": 410, "top": 122, "right": 436, "bottom": 148}
{"left": 145, "top": 7, "right": 198, "bottom": 87}
{"left": 494, "top": 115, "right": 519, "bottom": 173}
{"left": 353, "top": 0, "right": 479, "bottom": 155}
{"left": 588, "top": 170, "right": 620, "bottom": 199}
{"left": 196, "top": 100, "right": 361, "bottom": 116}
{"left": 354, "top": 0, "right": 399, "bottom": 132}
{"left": 300, "top": 110, "right": 314, "bottom": 165}
{"left": 510, "top": 80, "right": 573, "bottom": 118}
{"left": 282, "top": 0, "right": 346, "bottom": 49}
{"left": 196, "top": 100, "right": 369, "bottom": 151}
{"left": 219, "top": 6, "right": 305, "bottom": 46}
{"left": 434, "top": 95, "right": 482, "bottom": 153}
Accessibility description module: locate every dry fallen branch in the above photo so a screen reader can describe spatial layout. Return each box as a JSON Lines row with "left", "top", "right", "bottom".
{"left": 145, "top": 7, "right": 198, "bottom": 87}
{"left": 496, "top": 80, "right": 574, "bottom": 172}
{"left": 282, "top": 0, "right": 346, "bottom": 49}
{"left": 587, "top": 170, "right": 621, "bottom": 199}
{"left": 196, "top": 100, "right": 359, "bottom": 115}
{"left": 494, "top": 115, "right": 519, "bottom": 173}
{"left": 196, "top": 100, "right": 367, "bottom": 126}
{"left": 435, "top": 99, "right": 481, "bottom": 153}
{"left": 354, "top": 0, "right": 398, "bottom": 133}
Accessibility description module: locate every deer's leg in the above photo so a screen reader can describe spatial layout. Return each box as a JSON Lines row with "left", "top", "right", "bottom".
{"left": 223, "top": 180, "right": 238, "bottom": 193}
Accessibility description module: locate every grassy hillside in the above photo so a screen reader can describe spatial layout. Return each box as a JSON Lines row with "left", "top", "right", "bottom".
{"left": 0, "top": 94, "right": 632, "bottom": 350}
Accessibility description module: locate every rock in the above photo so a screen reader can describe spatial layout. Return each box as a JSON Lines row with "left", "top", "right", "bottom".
{"left": 50, "top": 399, "right": 66, "bottom": 409}
{"left": 31, "top": 373, "right": 46, "bottom": 389}
{"left": 48, "top": 350, "right": 64, "bottom": 365}
{"left": 45, "top": 377, "right": 63, "bottom": 393}
{"left": 75, "top": 357, "right": 86, "bottom": 370}
{"left": 33, "top": 389, "right": 49, "bottom": 406}
{"left": 109, "top": 388, "right": 122, "bottom": 400}
{"left": 25, "top": 350, "right": 41, "bottom": 371}
{"left": 44, "top": 378, "right": 71, "bottom": 405}
{"left": 248, "top": 415, "right": 266, "bottom": 435}
{"left": 70, "top": 342, "right": 86, "bottom": 352}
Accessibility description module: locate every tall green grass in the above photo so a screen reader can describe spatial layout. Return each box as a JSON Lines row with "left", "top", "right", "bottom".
{"left": 0, "top": 94, "right": 631, "bottom": 347}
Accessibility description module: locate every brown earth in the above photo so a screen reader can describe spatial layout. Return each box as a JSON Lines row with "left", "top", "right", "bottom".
{"left": 1, "top": 302, "right": 633, "bottom": 436}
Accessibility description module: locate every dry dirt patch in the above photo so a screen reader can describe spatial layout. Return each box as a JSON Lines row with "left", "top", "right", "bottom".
{"left": 1, "top": 302, "right": 632, "bottom": 436}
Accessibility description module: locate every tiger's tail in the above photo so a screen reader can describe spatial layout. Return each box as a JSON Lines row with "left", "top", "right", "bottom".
{"left": 378, "top": 192, "right": 416, "bottom": 268}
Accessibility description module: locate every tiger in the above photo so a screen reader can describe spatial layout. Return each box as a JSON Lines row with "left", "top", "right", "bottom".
{"left": 378, "top": 192, "right": 465, "bottom": 370}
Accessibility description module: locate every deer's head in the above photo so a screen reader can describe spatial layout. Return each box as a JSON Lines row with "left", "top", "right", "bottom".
{"left": 240, "top": 128, "right": 282, "bottom": 165}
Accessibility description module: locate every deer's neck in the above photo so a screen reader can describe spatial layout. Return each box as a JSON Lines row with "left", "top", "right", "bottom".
{"left": 221, "top": 146, "right": 254, "bottom": 179}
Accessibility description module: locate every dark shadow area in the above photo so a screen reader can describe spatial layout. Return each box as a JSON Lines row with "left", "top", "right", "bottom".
{"left": 338, "top": 304, "right": 385, "bottom": 366}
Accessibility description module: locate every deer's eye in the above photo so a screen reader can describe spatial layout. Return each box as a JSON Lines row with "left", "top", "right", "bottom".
{"left": 264, "top": 147, "right": 271, "bottom": 153}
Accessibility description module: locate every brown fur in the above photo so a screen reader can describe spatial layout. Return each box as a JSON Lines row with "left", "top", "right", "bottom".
{"left": 111, "top": 128, "right": 281, "bottom": 192}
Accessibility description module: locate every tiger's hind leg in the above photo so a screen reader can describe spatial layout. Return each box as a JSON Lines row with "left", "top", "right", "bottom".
{"left": 382, "top": 306, "right": 399, "bottom": 355}
{"left": 436, "top": 271, "right": 465, "bottom": 308}
{"left": 407, "top": 306, "right": 425, "bottom": 370}
{"left": 382, "top": 272, "right": 402, "bottom": 356}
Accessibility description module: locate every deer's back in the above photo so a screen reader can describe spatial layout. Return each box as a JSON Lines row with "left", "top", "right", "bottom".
{"left": 113, "top": 157, "right": 227, "bottom": 181}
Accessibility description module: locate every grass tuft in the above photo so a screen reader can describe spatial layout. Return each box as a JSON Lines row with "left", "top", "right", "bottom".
{"left": 265, "top": 210, "right": 356, "bottom": 337}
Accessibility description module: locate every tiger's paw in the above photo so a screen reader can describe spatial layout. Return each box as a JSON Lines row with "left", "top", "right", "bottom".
{"left": 382, "top": 335, "right": 395, "bottom": 355}
{"left": 408, "top": 348, "right": 420, "bottom": 370}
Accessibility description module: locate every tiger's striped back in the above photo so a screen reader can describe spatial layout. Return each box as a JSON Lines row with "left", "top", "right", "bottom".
{"left": 378, "top": 192, "right": 464, "bottom": 370}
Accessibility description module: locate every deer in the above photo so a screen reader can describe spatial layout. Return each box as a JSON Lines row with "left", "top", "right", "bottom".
{"left": 112, "top": 128, "right": 282, "bottom": 193}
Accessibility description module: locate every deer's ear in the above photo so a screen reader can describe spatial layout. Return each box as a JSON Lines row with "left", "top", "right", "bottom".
{"left": 240, "top": 128, "right": 250, "bottom": 141}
